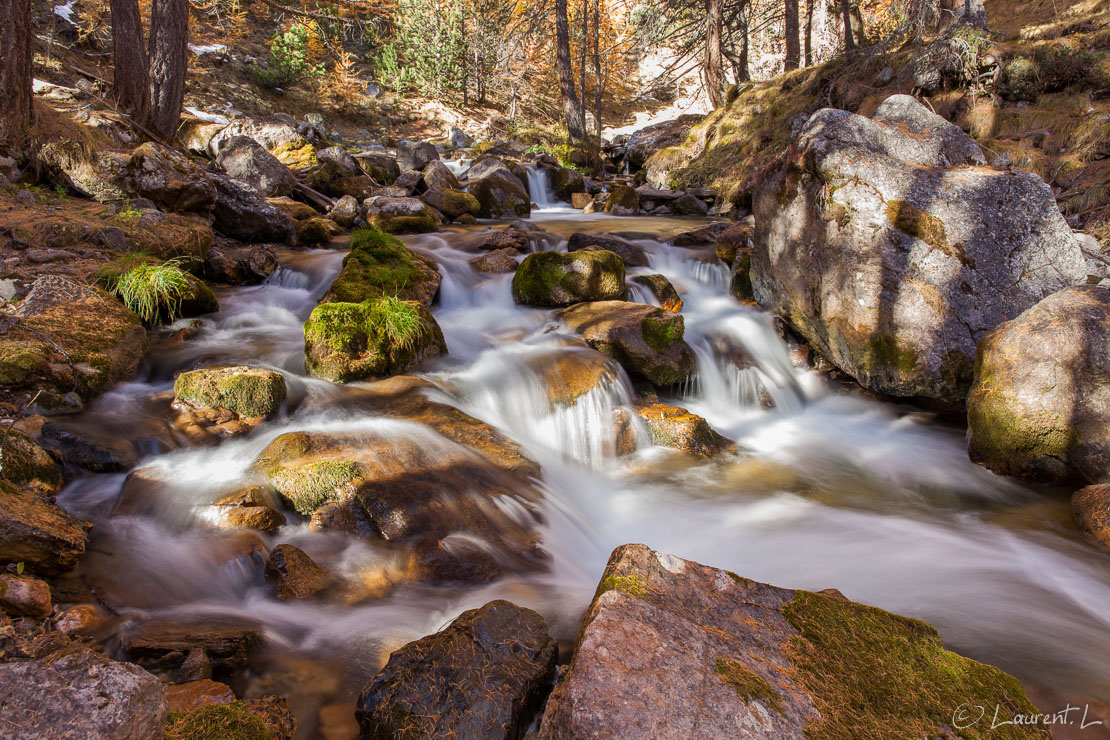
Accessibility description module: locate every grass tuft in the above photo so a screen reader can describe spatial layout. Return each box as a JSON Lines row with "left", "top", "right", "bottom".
{"left": 97, "top": 254, "right": 191, "bottom": 325}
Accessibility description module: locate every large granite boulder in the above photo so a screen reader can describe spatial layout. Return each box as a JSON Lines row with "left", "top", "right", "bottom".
{"left": 206, "top": 117, "right": 305, "bottom": 156}
{"left": 129, "top": 141, "right": 217, "bottom": 215}
{"left": 363, "top": 195, "right": 438, "bottom": 234}
{"left": 215, "top": 135, "right": 297, "bottom": 198}
{"left": 967, "top": 286, "right": 1110, "bottom": 483}
{"left": 512, "top": 250, "right": 626, "bottom": 307}
{"left": 397, "top": 140, "right": 440, "bottom": 172}
{"left": 357, "top": 600, "right": 556, "bottom": 739}
{"left": 557, "top": 301, "right": 695, "bottom": 386}
{"left": 321, "top": 226, "right": 441, "bottom": 307}
{"left": 0, "top": 648, "right": 167, "bottom": 739}
{"left": 38, "top": 141, "right": 132, "bottom": 202}
{"left": 540, "top": 544, "right": 1042, "bottom": 739}
{"left": 356, "top": 152, "right": 401, "bottom": 184}
{"left": 422, "top": 160, "right": 460, "bottom": 191}
{"left": 209, "top": 171, "right": 295, "bottom": 244}
{"left": 421, "top": 187, "right": 480, "bottom": 221}
{"left": 752, "top": 94, "right": 1085, "bottom": 406}
{"left": 464, "top": 159, "right": 531, "bottom": 219}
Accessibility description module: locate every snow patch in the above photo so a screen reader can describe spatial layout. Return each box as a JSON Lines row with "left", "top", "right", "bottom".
{"left": 184, "top": 107, "right": 230, "bottom": 125}
{"left": 188, "top": 43, "right": 228, "bottom": 56}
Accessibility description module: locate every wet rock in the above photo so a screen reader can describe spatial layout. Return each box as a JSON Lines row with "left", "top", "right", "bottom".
{"left": 203, "top": 241, "right": 278, "bottom": 285}
{"left": 421, "top": 187, "right": 480, "bottom": 221}
{"left": 512, "top": 250, "right": 626, "bottom": 307}
{"left": 216, "top": 135, "right": 297, "bottom": 198}
{"left": 358, "top": 600, "right": 556, "bottom": 739}
{"left": 54, "top": 603, "right": 112, "bottom": 636}
{"left": 603, "top": 185, "right": 639, "bottom": 215}
{"left": 174, "top": 365, "right": 286, "bottom": 419}
{"left": 633, "top": 403, "right": 724, "bottom": 457}
{"left": 0, "top": 429, "right": 62, "bottom": 495}
{"left": 550, "top": 166, "right": 586, "bottom": 201}
{"left": 539, "top": 543, "right": 1041, "bottom": 739}
{"left": 470, "top": 248, "right": 519, "bottom": 274}
{"left": 323, "top": 226, "right": 441, "bottom": 307}
{"left": 363, "top": 195, "right": 438, "bottom": 234}
{"left": 129, "top": 141, "right": 217, "bottom": 215}
{"left": 397, "top": 140, "right": 440, "bottom": 172}
{"left": 631, "top": 274, "right": 682, "bottom": 312}
{"left": 0, "top": 647, "right": 167, "bottom": 740}
{"left": 123, "top": 618, "right": 263, "bottom": 669}
{"left": 41, "top": 420, "right": 139, "bottom": 472}
{"left": 479, "top": 224, "right": 535, "bottom": 253}
{"left": 265, "top": 543, "right": 334, "bottom": 600}
{"left": 304, "top": 300, "right": 447, "bottom": 383}
{"left": 567, "top": 232, "right": 648, "bottom": 267}
{"left": 207, "top": 486, "right": 286, "bottom": 534}
{"left": 558, "top": 301, "right": 695, "bottom": 386}
{"left": 422, "top": 160, "right": 459, "bottom": 191}
{"left": 179, "top": 274, "right": 221, "bottom": 318}
{"left": 210, "top": 171, "right": 296, "bottom": 244}
{"left": 753, "top": 94, "right": 1084, "bottom": 406}
{"left": 0, "top": 480, "right": 89, "bottom": 574}
{"left": 670, "top": 221, "right": 729, "bottom": 247}
{"left": 1, "top": 276, "right": 148, "bottom": 401}
{"left": 38, "top": 140, "right": 132, "bottom": 202}
{"left": 625, "top": 115, "right": 703, "bottom": 170}
{"left": 267, "top": 195, "right": 319, "bottom": 221}
{"left": 0, "top": 573, "right": 52, "bottom": 617}
{"left": 356, "top": 152, "right": 401, "bottom": 184}
{"left": 1073, "top": 484, "right": 1110, "bottom": 547}
{"left": 715, "top": 219, "right": 753, "bottom": 264}
{"left": 464, "top": 160, "right": 531, "bottom": 219}
{"left": 327, "top": 194, "right": 361, "bottom": 228}
{"left": 296, "top": 216, "right": 340, "bottom": 245}
{"left": 968, "top": 286, "right": 1110, "bottom": 483}
{"left": 572, "top": 192, "right": 594, "bottom": 209}
{"left": 164, "top": 678, "right": 236, "bottom": 714}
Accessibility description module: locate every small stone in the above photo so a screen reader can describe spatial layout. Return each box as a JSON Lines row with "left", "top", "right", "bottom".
{"left": 0, "top": 573, "right": 53, "bottom": 618}
{"left": 265, "top": 544, "right": 333, "bottom": 601}
{"left": 164, "top": 679, "right": 236, "bottom": 714}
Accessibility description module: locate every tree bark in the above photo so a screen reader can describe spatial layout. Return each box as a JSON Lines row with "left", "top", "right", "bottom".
{"left": 110, "top": 0, "right": 150, "bottom": 123}
{"left": 592, "top": 0, "right": 601, "bottom": 142}
{"left": 804, "top": 0, "right": 815, "bottom": 66}
{"left": 556, "top": 0, "right": 584, "bottom": 140}
{"left": 784, "top": 0, "right": 800, "bottom": 71}
{"left": 148, "top": 0, "right": 188, "bottom": 139}
{"left": 0, "top": 0, "right": 32, "bottom": 152}
{"left": 703, "top": 0, "right": 724, "bottom": 107}
{"left": 579, "top": 0, "right": 588, "bottom": 136}
{"left": 939, "top": 0, "right": 988, "bottom": 31}
{"left": 840, "top": 0, "right": 855, "bottom": 50}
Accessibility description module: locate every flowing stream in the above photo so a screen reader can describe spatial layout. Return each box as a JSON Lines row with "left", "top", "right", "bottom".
{"left": 51, "top": 209, "right": 1110, "bottom": 733}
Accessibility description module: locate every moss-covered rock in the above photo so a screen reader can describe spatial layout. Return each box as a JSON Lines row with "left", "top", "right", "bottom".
{"left": 364, "top": 196, "right": 439, "bottom": 235}
{"left": 295, "top": 217, "right": 337, "bottom": 246}
{"left": 165, "top": 701, "right": 271, "bottom": 740}
{"left": 511, "top": 250, "right": 626, "bottom": 307}
{"left": 557, "top": 301, "right": 695, "bottom": 386}
{"left": 180, "top": 275, "right": 220, "bottom": 317}
{"left": 467, "top": 170, "right": 531, "bottom": 219}
{"left": 173, "top": 366, "right": 286, "bottom": 418}
{"left": 270, "top": 141, "right": 318, "bottom": 170}
{"left": 603, "top": 185, "right": 640, "bottom": 215}
{"left": 421, "top": 187, "right": 481, "bottom": 220}
{"left": 303, "top": 298, "right": 447, "bottom": 383}
{"left": 0, "top": 430, "right": 62, "bottom": 496}
{"left": 633, "top": 403, "right": 724, "bottom": 456}
{"left": 631, "top": 274, "right": 682, "bottom": 312}
{"left": 323, "top": 226, "right": 441, "bottom": 307}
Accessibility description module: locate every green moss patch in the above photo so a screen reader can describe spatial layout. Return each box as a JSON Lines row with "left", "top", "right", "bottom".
{"left": 597, "top": 573, "right": 648, "bottom": 597}
{"left": 174, "top": 366, "right": 286, "bottom": 418}
{"left": 327, "top": 226, "right": 426, "bottom": 304}
{"left": 268, "top": 459, "right": 365, "bottom": 514}
{"left": 511, "top": 250, "right": 626, "bottom": 307}
{"left": 641, "top": 314, "right": 684, "bottom": 353}
{"left": 884, "top": 200, "right": 947, "bottom": 251}
{"left": 782, "top": 589, "right": 1045, "bottom": 739}
{"left": 715, "top": 657, "right": 783, "bottom": 714}
{"left": 165, "top": 702, "right": 271, "bottom": 740}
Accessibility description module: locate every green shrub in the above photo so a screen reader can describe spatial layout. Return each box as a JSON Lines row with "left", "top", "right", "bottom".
{"left": 251, "top": 23, "right": 325, "bottom": 89}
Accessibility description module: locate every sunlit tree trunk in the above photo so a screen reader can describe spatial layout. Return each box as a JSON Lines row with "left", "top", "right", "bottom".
{"left": 148, "top": 0, "right": 188, "bottom": 139}
{"left": 784, "top": 0, "right": 800, "bottom": 70}
{"left": 0, "top": 0, "right": 32, "bottom": 153}
{"left": 579, "top": 0, "right": 588, "bottom": 136}
{"left": 110, "top": 0, "right": 150, "bottom": 123}
{"left": 592, "top": 0, "right": 601, "bottom": 142}
{"left": 556, "top": 0, "right": 584, "bottom": 140}
{"left": 704, "top": 0, "right": 724, "bottom": 107}
{"left": 841, "top": 0, "right": 855, "bottom": 51}
{"left": 804, "top": 0, "right": 814, "bottom": 66}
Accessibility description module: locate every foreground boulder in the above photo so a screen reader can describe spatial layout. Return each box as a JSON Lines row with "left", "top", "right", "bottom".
{"left": 358, "top": 600, "right": 556, "bottom": 739}
{"left": 215, "top": 135, "right": 296, "bottom": 198}
{"left": 0, "top": 276, "right": 148, "bottom": 402}
{"left": 210, "top": 172, "right": 296, "bottom": 244}
{"left": 968, "top": 286, "right": 1110, "bottom": 483}
{"left": 323, "top": 226, "right": 441, "bottom": 307}
{"left": 752, "top": 94, "right": 1085, "bottom": 406}
{"left": 512, "top": 250, "right": 626, "bottom": 307}
{"left": 0, "top": 481, "right": 89, "bottom": 574}
{"left": 129, "top": 142, "right": 217, "bottom": 215}
{"left": 464, "top": 160, "right": 531, "bottom": 219}
{"left": 558, "top": 301, "right": 695, "bottom": 386}
{"left": 173, "top": 365, "right": 287, "bottom": 419}
{"left": 0, "top": 648, "right": 167, "bottom": 740}
{"left": 304, "top": 299, "right": 446, "bottom": 383}
{"left": 540, "top": 543, "right": 1041, "bottom": 738}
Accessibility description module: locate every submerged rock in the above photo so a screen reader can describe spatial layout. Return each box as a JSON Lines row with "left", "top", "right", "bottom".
{"left": 633, "top": 403, "right": 724, "bottom": 457}
{"left": 968, "top": 286, "right": 1110, "bottom": 483}
{"left": 0, "top": 480, "right": 89, "bottom": 575}
{"left": 539, "top": 543, "right": 1041, "bottom": 739}
{"left": 752, "top": 94, "right": 1084, "bottom": 406}
{"left": 357, "top": 600, "right": 557, "bottom": 739}
{"left": 0, "top": 647, "right": 167, "bottom": 740}
{"left": 303, "top": 299, "right": 447, "bottom": 383}
{"left": 512, "top": 250, "right": 626, "bottom": 307}
{"left": 173, "top": 365, "right": 287, "bottom": 419}
{"left": 122, "top": 618, "right": 263, "bottom": 669}
{"left": 558, "top": 301, "right": 695, "bottom": 386}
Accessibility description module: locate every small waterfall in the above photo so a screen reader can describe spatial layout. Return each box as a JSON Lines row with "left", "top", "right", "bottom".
{"left": 443, "top": 158, "right": 472, "bottom": 176}
{"left": 525, "top": 165, "right": 559, "bottom": 209}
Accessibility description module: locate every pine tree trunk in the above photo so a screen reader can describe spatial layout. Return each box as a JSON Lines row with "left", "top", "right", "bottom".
{"left": 940, "top": 0, "right": 988, "bottom": 31}
{"left": 737, "top": 2, "right": 751, "bottom": 81}
{"left": 841, "top": 0, "right": 855, "bottom": 51}
{"left": 556, "top": 0, "right": 584, "bottom": 140}
{"left": 579, "top": 0, "right": 588, "bottom": 136}
{"left": 110, "top": 0, "right": 150, "bottom": 123}
{"left": 148, "top": 0, "right": 188, "bottom": 139}
{"left": 784, "top": 0, "right": 800, "bottom": 71}
{"left": 0, "top": 0, "right": 32, "bottom": 152}
{"left": 804, "top": 0, "right": 815, "bottom": 66}
{"left": 704, "top": 0, "right": 724, "bottom": 108}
